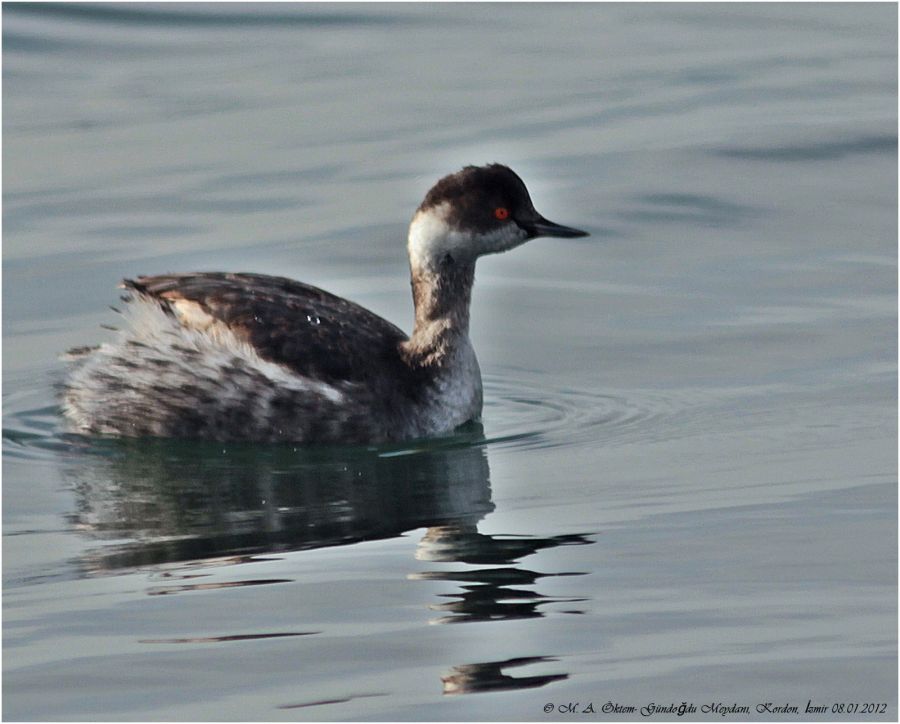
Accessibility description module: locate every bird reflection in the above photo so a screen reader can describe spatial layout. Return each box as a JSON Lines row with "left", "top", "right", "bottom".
{"left": 63, "top": 428, "right": 494, "bottom": 573}
{"left": 442, "top": 656, "right": 568, "bottom": 695}
{"left": 63, "top": 426, "right": 591, "bottom": 696}
{"left": 412, "top": 525, "right": 590, "bottom": 624}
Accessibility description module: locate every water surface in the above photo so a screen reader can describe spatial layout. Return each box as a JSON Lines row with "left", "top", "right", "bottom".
{"left": 3, "top": 3, "right": 897, "bottom": 720}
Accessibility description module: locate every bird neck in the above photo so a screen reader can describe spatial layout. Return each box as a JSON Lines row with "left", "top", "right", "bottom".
{"left": 403, "top": 258, "right": 476, "bottom": 368}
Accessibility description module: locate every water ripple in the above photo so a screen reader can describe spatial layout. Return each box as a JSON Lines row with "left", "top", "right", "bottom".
{"left": 139, "top": 631, "right": 317, "bottom": 644}
{"left": 4, "top": 368, "right": 697, "bottom": 459}
{"left": 713, "top": 134, "right": 896, "bottom": 162}
{"left": 481, "top": 369, "right": 692, "bottom": 452}
{"left": 5, "top": 3, "right": 406, "bottom": 29}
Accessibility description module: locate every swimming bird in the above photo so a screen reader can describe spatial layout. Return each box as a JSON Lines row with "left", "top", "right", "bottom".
{"left": 62, "top": 164, "right": 588, "bottom": 443}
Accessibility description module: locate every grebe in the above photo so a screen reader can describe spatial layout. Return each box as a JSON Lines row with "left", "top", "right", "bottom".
{"left": 62, "top": 164, "right": 588, "bottom": 443}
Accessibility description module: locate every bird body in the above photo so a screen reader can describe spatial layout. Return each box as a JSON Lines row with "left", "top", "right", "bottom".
{"left": 62, "top": 165, "right": 587, "bottom": 443}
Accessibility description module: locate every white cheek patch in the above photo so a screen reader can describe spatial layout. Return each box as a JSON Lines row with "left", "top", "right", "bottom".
{"left": 407, "top": 204, "right": 528, "bottom": 269}
{"left": 408, "top": 205, "right": 463, "bottom": 269}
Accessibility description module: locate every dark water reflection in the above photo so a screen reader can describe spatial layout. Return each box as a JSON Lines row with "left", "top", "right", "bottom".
{"left": 413, "top": 528, "right": 590, "bottom": 624}
{"left": 63, "top": 430, "right": 496, "bottom": 572}
{"left": 61, "top": 430, "right": 592, "bottom": 694}
{"left": 442, "top": 656, "right": 568, "bottom": 696}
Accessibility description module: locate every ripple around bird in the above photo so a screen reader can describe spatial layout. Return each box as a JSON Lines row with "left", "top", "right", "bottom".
{"left": 480, "top": 367, "right": 703, "bottom": 452}
{"left": 3, "top": 364, "right": 703, "bottom": 460}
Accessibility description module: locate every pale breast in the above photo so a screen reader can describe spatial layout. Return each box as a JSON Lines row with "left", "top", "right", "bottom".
{"left": 414, "top": 338, "right": 483, "bottom": 436}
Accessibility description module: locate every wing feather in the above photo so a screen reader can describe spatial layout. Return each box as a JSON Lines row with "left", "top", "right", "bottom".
{"left": 123, "top": 272, "right": 409, "bottom": 385}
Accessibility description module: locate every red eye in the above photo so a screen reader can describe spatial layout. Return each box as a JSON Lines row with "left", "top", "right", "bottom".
{"left": 494, "top": 207, "right": 509, "bottom": 220}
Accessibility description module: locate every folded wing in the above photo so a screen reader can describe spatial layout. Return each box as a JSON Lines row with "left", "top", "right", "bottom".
{"left": 124, "top": 272, "right": 409, "bottom": 386}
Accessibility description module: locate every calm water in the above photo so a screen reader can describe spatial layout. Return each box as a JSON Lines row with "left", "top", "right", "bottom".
{"left": 3, "top": 3, "right": 897, "bottom": 721}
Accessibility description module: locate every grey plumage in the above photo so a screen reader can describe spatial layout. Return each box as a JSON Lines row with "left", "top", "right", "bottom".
{"left": 63, "top": 273, "right": 449, "bottom": 443}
